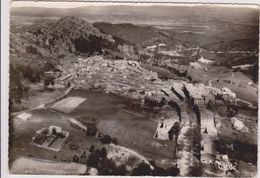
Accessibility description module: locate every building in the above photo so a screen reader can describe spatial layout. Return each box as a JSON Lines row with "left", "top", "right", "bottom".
{"left": 32, "top": 125, "right": 69, "bottom": 152}
{"left": 154, "top": 118, "right": 179, "bottom": 141}
{"left": 54, "top": 74, "right": 72, "bottom": 85}
{"left": 235, "top": 98, "right": 255, "bottom": 108}
{"left": 201, "top": 153, "right": 215, "bottom": 164}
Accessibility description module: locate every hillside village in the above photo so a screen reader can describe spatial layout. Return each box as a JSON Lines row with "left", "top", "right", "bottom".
{"left": 8, "top": 5, "right": 258, "bottom": 177}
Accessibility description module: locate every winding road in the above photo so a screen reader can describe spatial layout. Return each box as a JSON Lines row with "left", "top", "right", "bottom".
{"left": 207, "top": 72, "right": 235, "bottom": 87}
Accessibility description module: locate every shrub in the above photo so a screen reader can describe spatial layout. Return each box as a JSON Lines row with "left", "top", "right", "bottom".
{"left": 188, "top": 162, "right": 203, "bottom": 176}
{"left": 132, "top": 162, "right": 152, "bottom": 176}
{"left": 86, "top": 152, "right": 100, "bottom": 168}
{"left": 26, "top": 45, "right": 38, "bottom": 54}
{"left": 89, "top": 145, "right": 95, "bottom": 152}
{"left": 99, "top": 135, "right": 112, "bottom": 144}
{"left": 86, "top": 125, "right": 97, "bottom": 136}
{"left": 100, "top": 147, "right": 107, "bottom": 159}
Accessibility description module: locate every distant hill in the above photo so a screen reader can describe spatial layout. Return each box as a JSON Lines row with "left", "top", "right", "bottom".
{"left": 93, "top": 22, "right": 168, "bottom": 47}
{"left": 205, "top": 38, "right": 259, "bottom": 52}
{"left": 11, "top": 5, "right": 259, "bottom": 51}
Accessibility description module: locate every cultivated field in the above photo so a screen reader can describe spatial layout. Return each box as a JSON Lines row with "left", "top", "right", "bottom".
{"left": 50, "top": 97, "right": 86, "bottom": 114}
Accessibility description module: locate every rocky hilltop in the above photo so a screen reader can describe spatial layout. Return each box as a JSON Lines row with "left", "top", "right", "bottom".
{"left": 28, "top": 16, "right": 117, "bottom": 56}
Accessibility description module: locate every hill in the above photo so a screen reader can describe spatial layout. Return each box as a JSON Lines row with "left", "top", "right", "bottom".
{"left": 27, "top": 16, "right": 116, "bottom": 57}
{"left": 93, "top": 22, "right": 169, "bottom": 47}
{"left": 9, "top": 16, "right": 126, "bottom": 109}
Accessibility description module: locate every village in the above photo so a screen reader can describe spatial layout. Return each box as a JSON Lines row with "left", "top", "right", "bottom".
{"left": 10, "top": 52, "right": 253, "bottom": 176}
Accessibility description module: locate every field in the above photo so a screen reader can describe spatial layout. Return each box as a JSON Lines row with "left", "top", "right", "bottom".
{"left": 67, "top": 90, "right": 177, "bottom": 166}
{"left": 50, "top": 97, "right": 86, "bottom": 114}
{"left": 10, "top": 157, "right": 86, "bottom": 175}
{"left": 9, "top": 108, "right": 105, "bottom": 166}
{"left": 210, "top": 72, "right": 258, "bottom": 105}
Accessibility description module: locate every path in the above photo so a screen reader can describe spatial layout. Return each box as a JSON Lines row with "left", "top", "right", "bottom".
{"left": 177, "top": 121, "right": 192, "bottom": 176}
{"left": 207, "top": 72, "right": 234, "bottom": 87}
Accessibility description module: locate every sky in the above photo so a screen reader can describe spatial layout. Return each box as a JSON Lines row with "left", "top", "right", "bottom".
{"left": 11, "top": 1, "right": 258, "bottom": 9}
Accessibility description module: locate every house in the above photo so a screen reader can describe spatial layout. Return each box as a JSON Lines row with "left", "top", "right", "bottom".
{"left": 235, "top": 98, "right": 254, "bottom": 108}
{"left": 230, "top": 117, "right": 248, "bottom": 132}
{"left": 146, "top": 45, "right": 157, "bottom": 51}
{"left": 221, "top": 87, "right": 236, "bottom": 98}
{"left": 48, "top": 125, "right": 62, "bottom": 136}
{"left": 154, "top": 118, "right": 179, "bottom": 141}
{"left": 54, "top": 74, "right": 72, "bottom": 85}
{"left": 201, "top": 153, "right": 215, "bottom": 164}
{"left": 32, "top": 126, "right": 69, "bottom": 152}
{"left": 44, "top": 71, "right": 54, "bottom": 78}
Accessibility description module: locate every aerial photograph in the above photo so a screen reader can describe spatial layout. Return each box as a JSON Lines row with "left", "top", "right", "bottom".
{"left": 9, "top": 1, "right": 259, "bottom": 176}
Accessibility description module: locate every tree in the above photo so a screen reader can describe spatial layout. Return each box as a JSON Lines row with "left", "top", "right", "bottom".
{"left": 86, "top": 125, "right": 97, "bottom": 136}
{"left": 171, "top": 87, "right": 184, "bottom": 101}
{"left": 87, "top": 152, "right": 100, "bottom": 168}
{"left": 166, "top": 166, "right": 180, "bottom": 176}
{"left": 99, "top": 135, "right": 112, "bottom": 144}
{"left": 89, "top": 145, "right": 95, "bottom": 152}
{"left": 158, "top": 97, "right": 167, "bottom": 107}
{"left": 152, "top": 161, "right": 180, "bottom": 176}
{"left": 44, "top": 78, "right": 50, "bottom": 89}
{"left": 100, "top": 147, "right": 107, "bottom": 159}
{"left": 187, "top": 76, "right": 192, "bottom": 82}
{"left": 72, "top": 155, "right": 79, "bottom": 163}
{"left": 182, "top": 85, "right": 191, "bottom": 100}
{"left": 98, "top": 158, "right": 118, "bottom": 175}
{"left": 168, "top": 122, "right": 181, "bottom": 141}
{"left": 188, "top": 163, "right": 203, "bottom": 176}
{"left": 115, "top": 165, "right": 128, "bottom": 175}
{"left": 111, "top": 137, "right": 118, "bottom": 145}
{"left": 132, "top": 162, "right": 151, "bottom": 176}
{"left": 193, "top": 104, "right": 201, "bottom": 125}
{"left": 168, "top": 100, "right": 182, "bottom": 122}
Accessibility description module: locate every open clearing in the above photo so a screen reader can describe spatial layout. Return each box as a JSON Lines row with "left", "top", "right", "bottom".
{"left": 10, "top": 89, "right": 177, "bottom": 169}
{"left": 67, "top": 89, "right": 177, "bottom": 167}
{"left": 9, "top": 108, "right": 104, "bottom": 165}
{"left": 50, "top": 97, "right": 86, "bottom": 114}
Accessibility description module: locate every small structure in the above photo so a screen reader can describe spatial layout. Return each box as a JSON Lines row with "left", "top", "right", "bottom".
{"left": 32, "top": 125, "right": 69, "bottom": 152}
{"left": 221, "top": 87, "right": 236, "bottom": 98}
{"left": 214, "top": 154, "right": 236, "bottom": 173}
{"left": 230, "top": 117, "right": 248, "bottom": 132}
{"left": 16, "top": 112, "right": 31, "bottom": 121}
{"left": 54, "top": 74, "right": 72, "bottom": 85}
{"left": 211, "top": 88, "right": 236, "bottom": 103}
{"left": 154, "top": 118, "right": 179, "bottom": 141}
{"left": 146, "top": 45, "right": 157, "bottom": 51}
{"left": 201, "top": 153, "right": 215, "bottom": 164}
{"left": 198, "top": 56, "right": 213, "bottom": 64}
{"left": 235, "top": 99, "right": 255, "bottom": 109}
{"left": 44, "top": 71, "right": 54, "bottom": 78}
